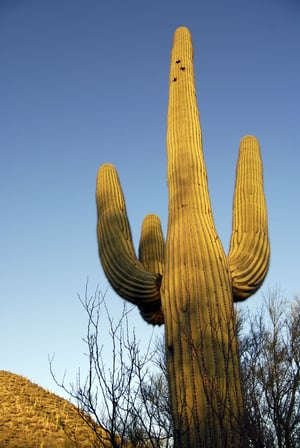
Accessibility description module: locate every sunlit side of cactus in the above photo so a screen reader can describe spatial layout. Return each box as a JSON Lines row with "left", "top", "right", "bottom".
{"left": 96, "top": 27, "right": 270, "bottom": 447}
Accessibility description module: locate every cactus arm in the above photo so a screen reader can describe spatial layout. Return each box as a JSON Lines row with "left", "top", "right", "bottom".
{"left": 96, "top": 164, "right": 162, "bottom": 324}
{"left": 138, "top": 214, "right": 165, "bottom": 276}
{"left": 228, "top": 136, "right": 270, "bottom": 301}
{"left": 138, "top": 214, "right": 165, "bottom": 324}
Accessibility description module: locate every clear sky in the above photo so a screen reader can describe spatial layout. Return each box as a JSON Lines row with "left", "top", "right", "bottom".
{"left": 1, "top": 0, "right": 299, "bottom": 399}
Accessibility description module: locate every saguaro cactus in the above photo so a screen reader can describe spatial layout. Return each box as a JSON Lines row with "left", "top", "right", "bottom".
{"left": 96, "top": 27, "right": 270, "bottom": 447}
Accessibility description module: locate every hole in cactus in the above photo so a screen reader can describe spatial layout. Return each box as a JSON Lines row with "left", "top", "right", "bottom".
{"left": 180, "top": 66, "right": 186, "bottom": 71}
{"left": 176, "top": 59, "right": 181, "bottom": 63}
{"left": 173, "top": 77, "right": 177, "bottom": 82}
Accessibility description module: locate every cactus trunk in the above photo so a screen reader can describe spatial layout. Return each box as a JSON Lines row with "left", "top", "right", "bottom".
{"left": 96, "top": 26, "right": 270, "bottom": 447}
{"left": 163, "top": 27, "right": 244, "bottom": 447}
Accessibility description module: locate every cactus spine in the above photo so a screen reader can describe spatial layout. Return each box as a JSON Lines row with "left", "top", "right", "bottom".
{"left": 96, "top": 27, "right": 270, "bottom": 447}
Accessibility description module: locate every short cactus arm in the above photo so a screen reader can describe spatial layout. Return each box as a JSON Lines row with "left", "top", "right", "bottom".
{"left": 139, "top": 214, "right": 165, "bottom": 276}
{"left": 138, "top": 214, "right": 165, "bottom": 324}
{"left": 228, "top": 136, "right": 270, "bottom": 300}
{"left": 96, "top": 164, "right": 162, "bottom": 323}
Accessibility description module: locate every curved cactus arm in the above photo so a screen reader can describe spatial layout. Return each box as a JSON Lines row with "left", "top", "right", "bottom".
{"left": 96, "top": 164, "right": 162, "bottom": 324}
{"left": 228, "top": 136, "right": 270, "bottom": 301}
{"left": 139, "top": 213, "right": 165, "bottom": 276}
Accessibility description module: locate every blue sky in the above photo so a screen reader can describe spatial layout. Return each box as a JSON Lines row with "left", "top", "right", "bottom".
{"left": 1, "top": 0, "right": 299, "bottom": 398}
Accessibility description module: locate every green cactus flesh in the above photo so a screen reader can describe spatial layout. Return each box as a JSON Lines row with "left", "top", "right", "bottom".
{"left": 96, "top": 26, "right": 270, "bottom": 447}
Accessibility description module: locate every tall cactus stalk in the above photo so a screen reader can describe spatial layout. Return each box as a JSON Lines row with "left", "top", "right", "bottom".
{"left": 96, "top": 27, "right": 270, "bottom": 447}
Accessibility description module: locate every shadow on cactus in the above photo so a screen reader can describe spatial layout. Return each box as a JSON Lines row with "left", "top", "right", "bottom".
{"left": 96, "top": 27, "right": 270, "bottom": 448}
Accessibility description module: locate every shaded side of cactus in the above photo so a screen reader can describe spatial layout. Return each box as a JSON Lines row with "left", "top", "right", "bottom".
{"left": 96, "top": 27, "right": 270, "bottom": 447}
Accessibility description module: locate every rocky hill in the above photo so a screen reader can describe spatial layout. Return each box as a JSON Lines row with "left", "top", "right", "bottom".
{"left": 0, "top": 370, "right": 109, "bottom": 447}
